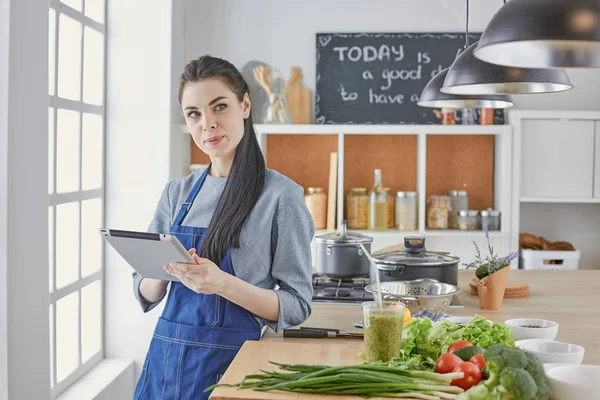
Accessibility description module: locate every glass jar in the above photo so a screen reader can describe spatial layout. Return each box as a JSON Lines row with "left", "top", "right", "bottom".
{"left": 481, "top": 209, "right": 501, "bottom": 231}
{"left": 457, "top": 210, "right": 480, "bottom": 230}
{"left": 448, "top": 190, "right": 468, "bottom": 229}
{"left": 395, "top": 191, "right": 417, "bottom": 230}
{"left": 347, "top": 188, "right": 369, "bottom": 229}
{"left": 427, "top": 195, "right": 451, "bottom": 229}
{"left": 369, "top": 169, "right": 388, "bottom": 231}
{"left": 384, "top": 188, "right": 395, "bottom": 228}
{"left": 304, "top": 187, "right": 327, "bottom": 229}
{"left": 362, "top": 301, "right": 405, "bottom": 363}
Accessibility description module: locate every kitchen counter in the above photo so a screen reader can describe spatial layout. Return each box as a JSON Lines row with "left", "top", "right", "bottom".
{"left": 264, "top": 269, "right": 600, "bottom": 364}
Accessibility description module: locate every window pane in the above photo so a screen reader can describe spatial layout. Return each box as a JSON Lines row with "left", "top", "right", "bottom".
{"left": 82, "top": 114, "right": 103, "bottom": 190}
{"left": 81, "top": 198, "right": 102, "bottom": 277}
{"left": 57, "top": 13, "right": 82, "bottom": 101}
{"left": 56, "top": 291, "right": 79, "bottom": 383}
{"left": 56, "top": 109, "right": 80, "bottom": 193}
{"left": 83, "top": 27, "right": 104, "bottom": 105}
{"left": 49, "top": 304, "right": 55, "bottom": 389}
{"left": 48, "top": 107, "right": 55, "bottom": 194}
{"left": 49, "top": 9, "right": 56, "bottom": 96}
{"left": 81, "top": 280, "right": 101, "bottom": 362}
{"left": 49, "top": 206, "right": 55, "bottom": 293}
{"left": 84, "top": 0, "right": 105, "bottom": 23}
{"left": 56, "top": 202, "right": 80, "bottom": 289}
{"left": 61, "top": 0, "right": 82, "bottom": 12}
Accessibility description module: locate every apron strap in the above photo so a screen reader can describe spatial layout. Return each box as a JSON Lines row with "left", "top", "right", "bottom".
{"left": 173, "top": 164, "right": 211, "bottom": 226}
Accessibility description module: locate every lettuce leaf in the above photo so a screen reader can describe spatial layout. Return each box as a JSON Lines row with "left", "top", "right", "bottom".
{"left": 392, "top": 315, "right": 515, "bottom": 371}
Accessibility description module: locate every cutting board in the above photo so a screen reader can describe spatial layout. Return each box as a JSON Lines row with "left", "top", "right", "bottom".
{"left": 210, "top": 341, "right": 399, "bottom": 400}
{"left": 286, "top": 67, "right": 311, "bottom": 124}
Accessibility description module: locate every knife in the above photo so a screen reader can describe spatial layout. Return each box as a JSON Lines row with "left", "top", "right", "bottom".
{"left": 283, "top": 327, "right": 364, "bottom": 339}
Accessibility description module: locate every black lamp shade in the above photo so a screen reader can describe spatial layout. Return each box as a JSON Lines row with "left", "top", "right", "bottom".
{"left": 442, "top": 42, "right": 573, "bottom": 95}
{"left": 474, "top": 0, "right": 600, "bottom": 68}
{"left": 418, "top": 68, "right": 514, "bottom": 109}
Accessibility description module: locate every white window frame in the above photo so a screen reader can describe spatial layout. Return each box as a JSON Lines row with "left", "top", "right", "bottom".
{"left": 48, "top": 1, "right": 106, "bottom": 398}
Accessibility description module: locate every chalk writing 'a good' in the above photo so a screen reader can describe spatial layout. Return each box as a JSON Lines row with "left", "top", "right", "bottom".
{"left": 380, "top": 66, "right": 422, "bottom": 90}
{"left": 333, "top": 45, "right": 404, "bottom": 62}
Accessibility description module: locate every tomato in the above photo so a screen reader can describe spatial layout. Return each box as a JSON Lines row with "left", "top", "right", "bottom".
{"left": 435, "top": 352, "right": 463, "bottom": 374}
{"left": 469, "top": 354, "right": 486, "bottom": 371}
{"left": 452, "top": 361, "right": 483, "bottom": 391}
{"left": 448, "top": 340, "right": 474, "bottom": 354}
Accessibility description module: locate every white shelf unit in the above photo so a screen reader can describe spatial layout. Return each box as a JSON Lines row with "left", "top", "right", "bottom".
{"left": 251, "top": 123, "right": 513, "bottom": 266}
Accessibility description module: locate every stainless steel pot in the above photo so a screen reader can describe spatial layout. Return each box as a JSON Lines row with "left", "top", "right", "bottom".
{"left": 359, "top": 236, "right": 459, "bottom": 285}
{"left": 314, "top": 220, "right": 373, "bottom": 277}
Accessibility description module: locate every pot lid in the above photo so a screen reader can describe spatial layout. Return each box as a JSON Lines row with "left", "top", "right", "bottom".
{"left": 314, "top": 220, "right": 373, "bottom": 244}
{"left": 373, "top": 236, "right": 459, "bottom": 267}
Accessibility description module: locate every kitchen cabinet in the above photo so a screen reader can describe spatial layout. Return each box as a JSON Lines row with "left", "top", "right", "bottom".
{"left": 595, "top": 121, "right": 600, "bottom": 198}
{"left": 520, "top": 119, "right": 595, "bottom": 199}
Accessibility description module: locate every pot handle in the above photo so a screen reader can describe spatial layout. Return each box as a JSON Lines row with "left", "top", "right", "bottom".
{"left": 358, "top": 243, "right": 407, "bottom": 272}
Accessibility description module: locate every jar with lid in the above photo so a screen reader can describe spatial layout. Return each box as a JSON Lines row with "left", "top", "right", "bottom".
{"left": 427, "top": 195, "right": 451, "bottom": 229}
{"left": 304, "top": 187, "right": 327, "bottom": 229}
{"left": 347, "top": 188, "right": 369, "bottom": 229}
{"left": 395, "top": 191, "right": 417, "bottom": 230}
{"left": 369, "top": 169, "right": 387, "bottom": 230}
{"left": 457, "top": 210, "right": 480, "bottom": 230}
{"left": 384, "top": 188, "right": 395, "bottom": 228}
{"left": 481, "top": 209, "right": 501, "bottom": 231}
{"left": 448, "top": 190, "right": 468, "bottom": 229}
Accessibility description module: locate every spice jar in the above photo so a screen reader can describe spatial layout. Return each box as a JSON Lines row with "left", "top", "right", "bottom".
{"left": 347, "top": 188, "right": 369, "bottom": 229}
{"left": 384, "top": 188, "right": 395, "bottom": 228}
{"left": 427, "top": 195, "right": 451, "bottom": 229}
{"left": 457, "top": 210, "right": 480, "bottom": 230}
{"left": 395, "top": 191, "right": 417, "bottom": 230}
{"left": 304, "top": 187, "right": 327, "bottom": 229}
{"left": 448, "top": 190, "right": 468, "bottom": 229}
{"left": 481, "top": 209, "right": 501, "bottom": 231}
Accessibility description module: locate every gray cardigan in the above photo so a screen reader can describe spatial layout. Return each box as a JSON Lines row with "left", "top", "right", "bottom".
{"left": 132, "top": 169, "right": 315, "bottom": 332}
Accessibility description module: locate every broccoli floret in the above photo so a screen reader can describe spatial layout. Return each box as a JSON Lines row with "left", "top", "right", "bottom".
{"left": 455, "top": 345, "right": 550, "bottom": 400}
{"left": 499, "top": 368, "right": 537, "bottom": 399}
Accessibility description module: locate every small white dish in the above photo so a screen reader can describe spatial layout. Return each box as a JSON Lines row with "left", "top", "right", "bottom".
{"left": 516, "top": 339, "right": 585, "bottom": 364}
{"left": 504, "top": 318, "right": 559, "bottom": 341}
{"left": 545, "top": 364, "right": 600, "bottom": 400}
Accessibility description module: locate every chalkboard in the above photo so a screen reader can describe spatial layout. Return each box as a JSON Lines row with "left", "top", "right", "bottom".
{"left": 316, "top": 32, "right": 493, "bottom": 125}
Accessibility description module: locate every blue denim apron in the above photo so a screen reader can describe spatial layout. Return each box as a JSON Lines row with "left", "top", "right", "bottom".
{"left": 134, "top": 167, "right": 264, "bottom": 399}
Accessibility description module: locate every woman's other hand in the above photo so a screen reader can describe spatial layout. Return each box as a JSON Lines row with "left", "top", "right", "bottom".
{"left": 164, "top": 248, "right": 229, "bottom": 295}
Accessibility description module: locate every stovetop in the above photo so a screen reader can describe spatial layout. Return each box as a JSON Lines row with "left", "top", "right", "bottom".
{"left": 311, "top": 274, "right": 463, "bottom": 307}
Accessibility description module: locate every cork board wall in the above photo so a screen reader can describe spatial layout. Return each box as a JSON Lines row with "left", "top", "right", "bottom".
{"left": 190, "top": 136, "right": 211, "bottom": 164}
{"left": 266, "top": 134, "right": 338, "bottom": 192}
{"left": 426, "top": 135, "right": 494, "bottom": 210}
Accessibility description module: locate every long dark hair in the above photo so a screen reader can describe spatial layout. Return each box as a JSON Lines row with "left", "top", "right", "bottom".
{"left": 178, "top": 55, "right": 266, "bottom": 264}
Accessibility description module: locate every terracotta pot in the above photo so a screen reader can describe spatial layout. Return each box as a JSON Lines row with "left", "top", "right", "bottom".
{"left": 476, "top": 266, "right": 510, "bottom": 310}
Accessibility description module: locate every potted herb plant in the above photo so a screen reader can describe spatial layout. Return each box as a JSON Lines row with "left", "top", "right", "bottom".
{"left": 465, "top": 225, "right": 519, "bottom": 310}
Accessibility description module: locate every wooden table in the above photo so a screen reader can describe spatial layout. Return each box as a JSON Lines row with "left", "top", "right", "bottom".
{"left": 263, "top": 270, "right": 600, "bottom": 364}
{"left": 211, "top": 270, "right": 600, "bottom": 399}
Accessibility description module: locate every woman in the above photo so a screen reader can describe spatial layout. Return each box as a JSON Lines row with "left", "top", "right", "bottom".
{"left": 131, "top": 55, "right": 314, "bottom": 399}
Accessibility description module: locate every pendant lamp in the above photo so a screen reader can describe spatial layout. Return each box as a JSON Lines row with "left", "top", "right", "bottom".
{"left": 417, "top": 68, "right": 514, "bottom": 108}
{"left": 474, "top": 0, "right": 600, "bottom": 68}
{"left": 442, "top": 42, "right": 573, "bottom": 95}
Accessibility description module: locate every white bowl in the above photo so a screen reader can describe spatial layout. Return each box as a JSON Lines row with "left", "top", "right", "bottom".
{"left": 515, "top": 339, "right": 585, "bottom": 364}
{"left": 504, "top": 318, "right": 559, "bottom": 341}
{"left": 545, "top": 364, "right": 600, "bottom": 400}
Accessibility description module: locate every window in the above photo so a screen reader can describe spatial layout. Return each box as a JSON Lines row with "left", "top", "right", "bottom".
{"left": 48, "top": 0, "right": 105, "bottom": 397}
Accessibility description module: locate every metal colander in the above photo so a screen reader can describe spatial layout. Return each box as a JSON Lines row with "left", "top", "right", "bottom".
{"left": 364, "top": 278, "right": 461, "bottom": 322}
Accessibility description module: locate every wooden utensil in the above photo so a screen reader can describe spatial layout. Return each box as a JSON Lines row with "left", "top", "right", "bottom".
{"left": 327, "top": 152, "right": 338, "bottom": 230}
{"left": 252, "top": 65, "right": 272, "bottom": 95}
{"left": 285, "top": 67, "right": 311, "bottom": 124}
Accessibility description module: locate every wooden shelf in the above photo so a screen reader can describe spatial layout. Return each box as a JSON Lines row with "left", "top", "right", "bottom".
{"left": 520, "top": 197, "right": 600, "bottom": 204}
{"left": 315, "top": 229, "right": 503, "bottom": 238}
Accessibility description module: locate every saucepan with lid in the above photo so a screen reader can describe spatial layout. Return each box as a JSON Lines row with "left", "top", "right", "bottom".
{"left": 359, "top": 236, "right": 460, "bottom": 285}
{"left": 314, "top": 220, "right": 373, "bottom": 278}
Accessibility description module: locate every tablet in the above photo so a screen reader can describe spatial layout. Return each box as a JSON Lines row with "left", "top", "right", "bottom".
{"left": 100, "top": 229, "right": 195, "bottom": 281}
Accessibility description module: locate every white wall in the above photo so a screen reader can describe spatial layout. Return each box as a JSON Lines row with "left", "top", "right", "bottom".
{"left": 104, "top": 0, "right": 178, "bottom": 383}
{"left": 0, "top": 0, "right": 51, "bottom": 399}
{"left": 183, "top": 0, "right": 600, "bottom": 114}
{"left": 520, "top": 203, "right": 600, "bottom": 270}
